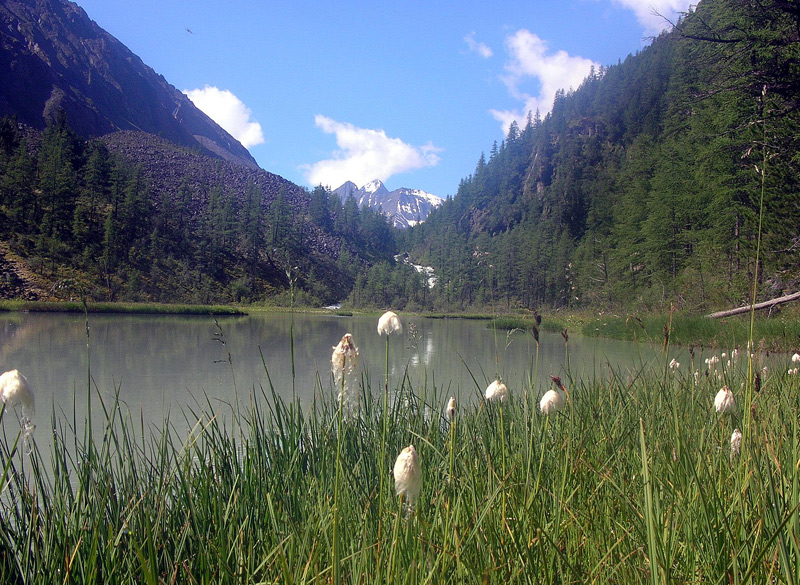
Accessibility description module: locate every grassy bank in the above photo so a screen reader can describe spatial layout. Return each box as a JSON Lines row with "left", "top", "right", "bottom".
{"left": 4, "top": 297, "right": 798, "bottom": 352}
{"left": 0, "top": 335, "right": 798, "bottom": 583}
{"left": 492, "top": 307, "right": 800, "bottom": 353}
{"left": 0, "top": 300, "right": 245, "bottom": 315}
{"left": 581, "top": 311, "right": 800, "bottom": 352}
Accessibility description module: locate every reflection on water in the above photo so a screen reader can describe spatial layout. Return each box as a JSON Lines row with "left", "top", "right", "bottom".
{"left": 2, "top": 311, "right": 784, "bottom": 446}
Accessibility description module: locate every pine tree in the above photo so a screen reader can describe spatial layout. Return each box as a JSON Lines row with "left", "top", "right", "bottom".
{"left": 38, "top": 110, "right": 80, "bottom": 242}
{"left": 2, "top": 139, "right": 36, "bottom": 233}
{"left": 309, "top": 185, "right": 333, "bottom": 231}
{"left": 243, "top": 180, "right": 266, "bottom": 273}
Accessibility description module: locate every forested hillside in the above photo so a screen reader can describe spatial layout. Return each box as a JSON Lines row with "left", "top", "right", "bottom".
{"left": 2, "top": 0, "right": 798, "bottom": 311}
{"left": 0, "top": 114, "right": 396, "bottom": 304}
{"left": 355, "top": 0, "right": 800, "bottom": 313}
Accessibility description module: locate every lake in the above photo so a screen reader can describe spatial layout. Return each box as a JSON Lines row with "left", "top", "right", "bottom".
{"left": 0, "top": 311, "right": 701, "bottom": 441}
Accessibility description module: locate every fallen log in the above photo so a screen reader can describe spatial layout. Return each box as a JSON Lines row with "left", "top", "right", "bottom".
{"left": 707, "top": 291, "right": 800, "bottom": 318}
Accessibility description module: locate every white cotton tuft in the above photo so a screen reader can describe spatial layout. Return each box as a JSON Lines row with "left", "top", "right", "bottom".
{"left": 0, "top": 369, "right": 35, "bottom": 434}
{"left": 393, "top": 444, "right": 421, "bottom": 503}
{"left": 445, "top": 396, "right": 456, "bottom": 421}
{"left": 730, "top": 428, "right": 742, "bottom": 460}
{"left": 714, "top": 385, "right": 735, "bottom": 413}
{"left": 377, "top": 311, "right": 403, "bottom": 336}
{"left": 484, "top": 380, "right": 508, "bottom": 402}
{"left": 331, "top": 333, "right": 360, "bottom": 416}
{"left": 1, "top": 369, "right": 34, "bottom": 414}
{"left": 539, "top": 388, "right": 563, "bottom": 414}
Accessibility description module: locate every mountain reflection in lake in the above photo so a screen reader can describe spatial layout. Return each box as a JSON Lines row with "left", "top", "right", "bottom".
{"left": 1, "top": 312, "right": 685, "bottom": 439}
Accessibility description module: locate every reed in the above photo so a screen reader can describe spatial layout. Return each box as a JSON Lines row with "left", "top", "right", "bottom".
{"left": 0, "top": 342, "right": 798, "bottom": 583}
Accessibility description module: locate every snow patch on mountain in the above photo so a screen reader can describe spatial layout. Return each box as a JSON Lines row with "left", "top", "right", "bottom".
{"left": 396, "top": 254, "right": 436, "bottom": 288}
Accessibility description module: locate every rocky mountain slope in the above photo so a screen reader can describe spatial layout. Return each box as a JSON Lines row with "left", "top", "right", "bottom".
{"left": 0, "top": 122, "right": 378, "bottom": 304}
{"left": 0, "top": 0, "right": 257, "bottom": 168}
{"left": 99, "top": 130, "right": 343, "bottom": 258}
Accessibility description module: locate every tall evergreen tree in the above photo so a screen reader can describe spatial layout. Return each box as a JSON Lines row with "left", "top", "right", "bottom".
{"left": 38, "top": 110, "right": 80, "bottom": 242}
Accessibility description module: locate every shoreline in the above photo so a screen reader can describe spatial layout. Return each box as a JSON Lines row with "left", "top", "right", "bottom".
{"left": 2, "top": 300, "right": 798, "bottom": 352}
{"left": 491, "top": 308, "right": 800, "bottom": 353}
{"left": 0, "top": 300, "right": 246, "bottom": 316}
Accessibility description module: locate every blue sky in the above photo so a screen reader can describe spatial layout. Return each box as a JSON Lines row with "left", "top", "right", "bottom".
{"left": 75, "top": 0, "right": 692, "bottom": 198}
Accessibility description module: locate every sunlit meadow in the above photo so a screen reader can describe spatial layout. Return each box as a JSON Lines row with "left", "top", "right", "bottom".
{"left": 0, "top": 314, "right": 798, "bottom": 584}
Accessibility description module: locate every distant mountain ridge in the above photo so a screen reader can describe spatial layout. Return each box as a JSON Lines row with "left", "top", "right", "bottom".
{"left": 333, "top": 180, "right": 443, "bottom": 228}
{"left": 0, "top": 0, "right": 257, "bottom": 168}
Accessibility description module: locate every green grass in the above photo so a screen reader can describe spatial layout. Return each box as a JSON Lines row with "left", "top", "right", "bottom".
{"left": 490, "top": 309, "right": 800, "bottom": 353}
{"left": 0, "top": 340, "right": 799, "bottom": 583}
{"left": 0, "top": 300, "right": 245, "bottom": 315}
{"left": 581, "top": 312, "right": 800, "bottom": 352}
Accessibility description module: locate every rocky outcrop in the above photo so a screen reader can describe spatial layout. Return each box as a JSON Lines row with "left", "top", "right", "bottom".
{"left": 0, "top": 242, "right": 51, "bottom": 301}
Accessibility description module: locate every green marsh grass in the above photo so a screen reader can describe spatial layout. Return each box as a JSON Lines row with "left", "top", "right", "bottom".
{"left": 493, "top": 312, "right": 800, "bottom": 354}
{"left": 0, "top": 342, "right": 799, "bottom": 583}
{"left": 582, "top": 312, "right": 800, "bottom": 353}
{"left": 0, "top": 300, "right": 245, "bottom": 315}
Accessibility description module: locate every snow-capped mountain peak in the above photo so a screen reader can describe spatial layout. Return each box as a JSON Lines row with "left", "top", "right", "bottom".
{"left": 361, "top": 179, "right": 389, "bottom": 196}
{"left": 332, "top": 180, "right": 443, "bottom": 228}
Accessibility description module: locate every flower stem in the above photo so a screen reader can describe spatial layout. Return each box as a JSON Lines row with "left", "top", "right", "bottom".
{"left": 378, "top": 335, "right": 390, "bottom": 560}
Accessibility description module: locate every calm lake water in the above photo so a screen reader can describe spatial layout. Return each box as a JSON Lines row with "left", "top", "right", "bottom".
{"left": 0, "top": 311, "right": 697, "bottom": 442}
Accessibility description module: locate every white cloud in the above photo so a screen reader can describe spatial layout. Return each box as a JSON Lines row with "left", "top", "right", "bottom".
{"left": 302, "top": 115, "right": 442, "bottom": 189}
{"left": 490, "top": 29, "right": 599, "bottom": 134}
{"left": 464, "top": 32, "right": 493, "bottom": 58}
{"left": 612, "top": 0, "right": 692, "bottom": 37}
{"left": 184, "top": 85, "right": 265, "bottom": 148}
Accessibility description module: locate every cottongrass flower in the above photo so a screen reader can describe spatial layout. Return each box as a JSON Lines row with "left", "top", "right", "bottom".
{"left": 377, "top": 311, "right": 403, "bottom": 336}
{"left": 539, "top": 389, "right": 563, "bottom": 414}
{"left": 331, "top": 333, "right": 360, "bottom": 417}
{"left": 393, "top": 444, "right": 421, "bottom": 506}
{"left": 669, "top": 358, "right": 680, "bottom": 370}
{"left": 1, "top": 369, "right": 35, "bottom": 453}
{"left": 714, "top": 385, "right": 735, "bottom": 414}
{"left": 1, "top": 369, "right": 35, "bottom": 430}
{"left": 485, "top": 379, "right": 508, "bottom": 402}
{"left": 792, "top": 352, "right": 800, "bottom": 364}
{"left": 705, "top": 355, "right": 720, "bottom": 369}
{"left": 331, "top": 333, "right": 360, "bottom": 383}
{"left": 541, "top": 375, "right": 568, "bottom": 414}
{"left": 445, "top": 396, "right": 456, "bottom": 421}
{"left": 789, "top": 368, "right": 799, "bottom": 376}
{"left": 730, "top": 428, "right": 742, "bottom": 460}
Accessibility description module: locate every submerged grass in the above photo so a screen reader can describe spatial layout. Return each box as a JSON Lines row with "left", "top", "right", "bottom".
{"left": 0, "top": 338, "right": 799, "bottom": 583}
